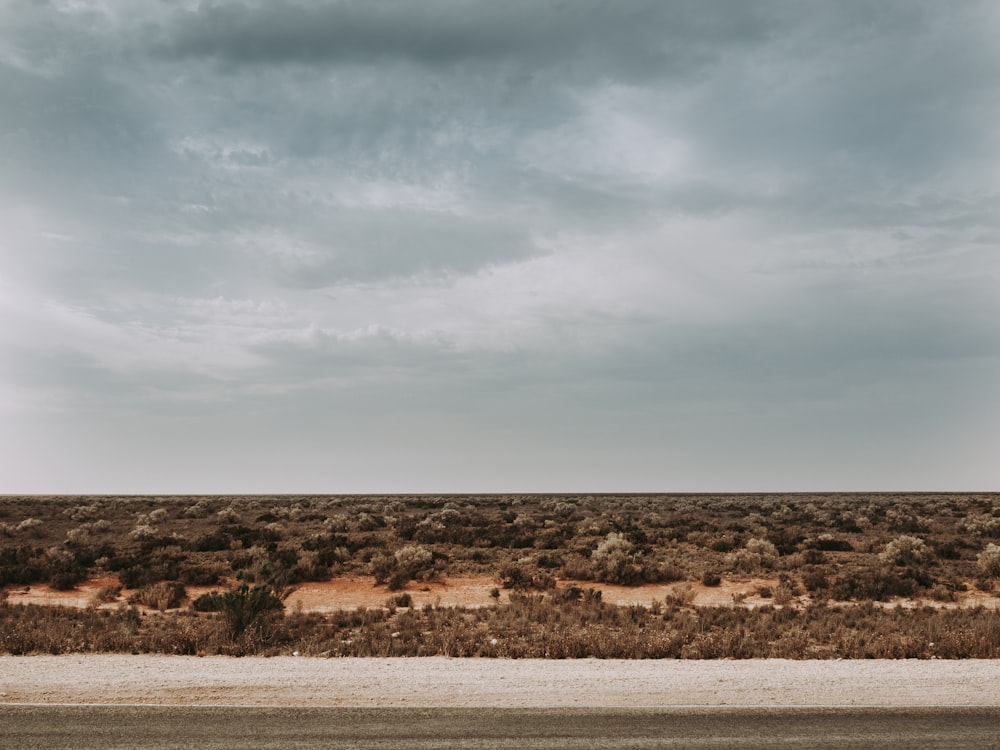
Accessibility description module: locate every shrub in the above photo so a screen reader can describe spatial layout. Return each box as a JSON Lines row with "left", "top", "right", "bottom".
{"left": 177, "top": 563, "right": 224, "bottom": 586}
{"left": 591, "top": 533, "right": 645, "bottom": 585}
{"left": 801, "top": 568, "right": 829, "bottom": 592}
{"left": 927, "top": 584, "right": 956, "bottom": 602}
{"left": 959, "top": 514, "right": 1000, "bottom": 538}
{"left": 118, "top": 565, "right": 163, "bottom": 589}
{"left": 830, "top": 568, "right": 917, "bottom": 601}
{"left": 202, "top": 566, "right": 292, "bottom": 643}
{"left": 725, "top": 538, "right": 778, "bottom": 573}
{"left": 879, "top": 535, "right": 932, "bottom": 567}
{"left": 65, "top": 527, "right": 91, "bottom": 545}
{"left": 370, "top": 553, "right": 396, "bottom": 585}
{"left": 701, "top": 571, "right": 721, "bottom": 587}
{"left": 192, "top": 592, "right": 220, "bottom": 612}
{"left": 130, "top": 524, "right": 157, "bottom": 541}
{"left": 394, "top": 544, "right": 433, "bottom": 571}
{"left": 129, "top": 581, "right": 186, "bottom": 611}
{"left": 772, "top": 582, "right": 797, "bottom": 606}
{"left": 46, "top": 569, "right": 83, "bottom": 591}
{"left": 378, "top": 545, "right": 436, "bottom": 590}
{"left": 499, "top": 564, "right": 555, "bottom": 591}
{"left": 664, "top": 582, "right": 696, "bottom": 607}
{"left": 90, "top": 584, "right": 122, "bottom": 606}
{"left": 536, "top": 553, "right": 563, "bottom": 569}
{"left": 560, "top": 584, "right": 584, "bottom": 602}
{"left": 64, "top": 504, "right": 99, "bottom": 522}
{"left": 183, "top": 500, "right": 212, "bottom": 518}
{"left": 392, "top": 592, "right": 412, "bottom": 608}
{"left": 978, "top": 544, "right": 1000, "bottom": 578}
{"left": 44, "top": 547, "right": 85, "bottom": 590}
{"left": 16, "top": 518, "right": 43, "bottom": 536}
{"left": 808, "top": 534, "right": 853, "bottom": 552}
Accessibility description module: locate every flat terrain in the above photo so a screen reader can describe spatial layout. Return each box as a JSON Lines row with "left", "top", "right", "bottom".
{"left": 5, "top": 706, "right": 1000, "bottom": 750}
{"left": 5, "top": 494, "right": 1000, "bottom": 658}
{"left": 4, "top": 656, "right": 1000, "bottom": 707}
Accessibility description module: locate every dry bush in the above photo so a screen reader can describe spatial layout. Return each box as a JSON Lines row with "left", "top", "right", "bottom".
{"left": 664, "top": 582, "right": 695, "bottom": 607}
{"left": 395, "top": 544, "right": 432, "bottom": 569}
{"left": 701, "top": 571, "right": 721, "bottom": 587}
{"left": 371, "top": 544, "right": 437, "bottom": 590}
{"left": 145, "top": 508, "right": 168, "bottom": 524}
{"left": 725, "top": 538, "right": 778, "bottom": 573}
{"left": 64, "top": 505, "right": 100, "bottom": 522}
{"left": 129, "top": 582, "right": 187, "bottom": 611}
{"left": 978, "top": 544, "right": 1000, "bottom": 578}
{"left": 829, "top": 567, "right": 919, "bottom": 601}
{"left": 959, "top": 514, "right": 1000, "bottom": 538}
{"left": 879, "top": 535, "right": 932, "bottom": 567}
{"left": 16, "top": 518, "right": 43, "bottom": 537}
{"left": 498, "top": 564, "right": 555, "bottom": 591}
{"left": 90, "top": 584, "right": 123, "bottom": 606}
{"left": 199, "top": 565, "right": 293, "bottom": 649}
{"left": 182, "top": 499, "right": 213, "bottom": 518}
{"left": 801, "top": 568, "right": 829, "bottom": 593}
{"left": 773, "top": 582, "right": 797, "bottom": 606}
{"left": 807, "top": 534, "right": 853, "bottom": 552}
{"left": 590, "top": 532, "right": 648, "bottom": 585}
{"left": 65, "top": 527, "right": 91, "bottom": 545}
{"left": 130, "top": 524, "right": 157, "bottom": 541}
{"left": 927, "top": 584, "right": 956, "bottom": 602}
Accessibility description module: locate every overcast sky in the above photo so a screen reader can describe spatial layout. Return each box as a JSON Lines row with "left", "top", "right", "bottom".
{"left": 1, "top": 0, "right": 998, "bottom": 494}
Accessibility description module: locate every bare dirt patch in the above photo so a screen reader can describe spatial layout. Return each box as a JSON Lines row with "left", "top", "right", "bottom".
{"left": 6, "top": 575, "right": 999, "bottom": 612}
{"left": 4, "top": 577, "right": 124, "bottom": 609}
{"left": 286, "top": 576, "right": 499, "bottom": 611}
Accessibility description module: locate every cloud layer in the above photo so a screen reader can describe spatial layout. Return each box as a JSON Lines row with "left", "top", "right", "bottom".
{"left": 1, "top": 0, "right": 998, "bottom": 492}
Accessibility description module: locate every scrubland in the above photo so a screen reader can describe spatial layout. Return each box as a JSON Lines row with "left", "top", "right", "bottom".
{"left": 3, "top": 493, "right": 1000, "bottom": 657}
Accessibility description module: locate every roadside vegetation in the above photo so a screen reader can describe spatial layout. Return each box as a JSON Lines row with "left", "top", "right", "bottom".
{"left": 5, "top": 589, "right": 1000, "bottom": 658}
{"left": 2, "top": 493, "right": 1000, "bottom": 657}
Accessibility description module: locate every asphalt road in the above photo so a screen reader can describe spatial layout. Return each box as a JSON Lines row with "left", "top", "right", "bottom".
{"left": 3, "top": 705, "right": 1000, "bottom": 749}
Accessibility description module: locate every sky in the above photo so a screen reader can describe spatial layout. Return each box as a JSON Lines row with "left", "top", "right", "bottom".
{"left": 1, "top": 0, "right": 998, "bottom": 494}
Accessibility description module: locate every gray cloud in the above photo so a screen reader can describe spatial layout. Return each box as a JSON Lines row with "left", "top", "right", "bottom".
{"left": 1, "top": 0, "right": 998, "bottom": 492}
{"left": 160, "top": 0, "right": 772, "bottom": 73}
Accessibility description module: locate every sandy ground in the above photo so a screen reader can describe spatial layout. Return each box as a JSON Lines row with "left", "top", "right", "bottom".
{"left": 7, "top": 575, "right": 999, "bottom": 611}
{"left": 3, "top": 576, "right": 749, "bottom": 611}
{"left": 2, "top": 656, "right": 1000, "bottom": 708}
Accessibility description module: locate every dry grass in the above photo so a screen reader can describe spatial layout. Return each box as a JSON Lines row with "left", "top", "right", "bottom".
{"left": 4, "top": 591, "right": 1000, "bottom": 658}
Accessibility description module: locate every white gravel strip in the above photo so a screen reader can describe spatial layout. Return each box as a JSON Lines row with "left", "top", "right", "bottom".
{"left": 3, "top": 656, "right": 1000, "bottom": 707}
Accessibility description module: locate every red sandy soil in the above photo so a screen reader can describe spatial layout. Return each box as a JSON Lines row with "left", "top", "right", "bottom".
{"left": 5, "top": 575, "right": 999, "bottom": 612}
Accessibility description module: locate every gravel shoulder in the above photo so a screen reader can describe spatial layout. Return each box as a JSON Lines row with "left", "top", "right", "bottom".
{"left": 3, "top": 656, "right": 1000, "bottom": 708}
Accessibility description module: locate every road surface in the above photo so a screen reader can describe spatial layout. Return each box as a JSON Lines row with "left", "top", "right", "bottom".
{"left": 4, "top": 705, "right": 1000, "bottom": 749}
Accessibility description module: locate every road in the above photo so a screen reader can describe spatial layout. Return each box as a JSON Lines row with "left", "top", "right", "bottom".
{"left": 3, "top": 706, "right": 1000, "bottom": 749}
